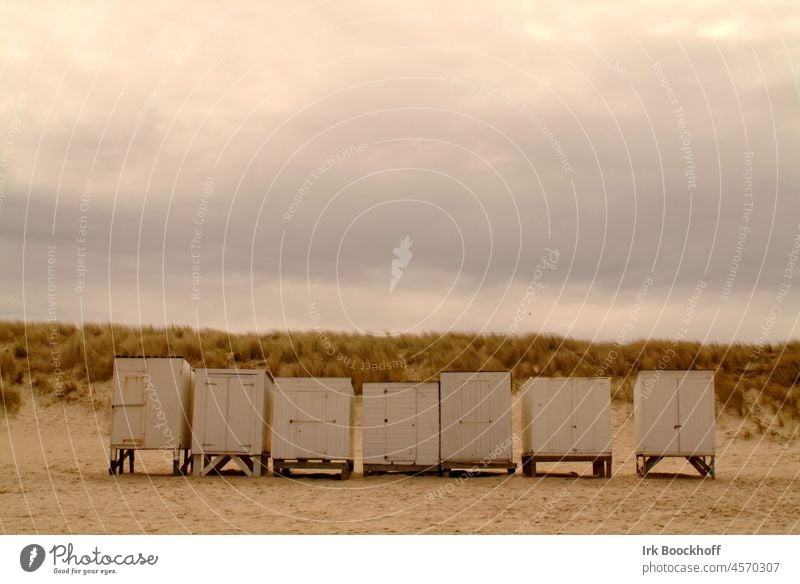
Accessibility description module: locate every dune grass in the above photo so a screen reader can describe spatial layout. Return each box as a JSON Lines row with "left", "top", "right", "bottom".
{"left": 0, "top": 321, "right": 797, "bottom": 424}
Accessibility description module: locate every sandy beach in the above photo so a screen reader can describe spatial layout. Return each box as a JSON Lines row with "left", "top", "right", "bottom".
{"left": 1, "top": 384, "right": 798, "bottom": 535}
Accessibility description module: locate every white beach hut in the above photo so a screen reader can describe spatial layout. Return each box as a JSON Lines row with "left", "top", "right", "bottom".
{"left": 109, "top": 356, "right": 194, "bottom": 475}
{"left": 439, "top": 371, "right": 516, "bottom": 474}
{"left": 191, "top": 368, "right": 272, "bottom": 477}
{"left": 520, "top": 377, "right": 612, "bottom": 477}
{"left": 633, "top": 369, "right": 716, "bottom": 478}
{"left": 272, "top": 377, "right": 355, "bottom": 479}
{"left": 362, "top": 381, "right": 440, "bottom": 475}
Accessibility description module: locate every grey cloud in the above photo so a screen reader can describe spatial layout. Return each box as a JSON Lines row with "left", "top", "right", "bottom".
{"left": 1, "top": 0, "right": 798, "bottom": 340}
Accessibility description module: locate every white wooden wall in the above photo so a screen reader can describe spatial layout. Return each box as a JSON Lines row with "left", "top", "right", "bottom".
{"left": 362, "top": 382, "right": 439, "bottom": 466}
{"left": 191, "top": 369, "right": 267, "bottom": 456}
{"left": 440, "top": 372, "right": 514, "bottom": 463}
{"left": 521, "top": 377, "right": 611, "bottom": 455}
{"left": 634, "top": 370, "right": 716, "bottom": 456}
{"left": 111, "top": 357, "right": 193, "bottom": 450}
{"left": 272, "top": 377, "right": 354, "bottom": 460}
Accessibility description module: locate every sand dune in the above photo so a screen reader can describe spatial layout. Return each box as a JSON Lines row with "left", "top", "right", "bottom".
{"left": 1, "top": 385, "right": 798, "bottom": 534}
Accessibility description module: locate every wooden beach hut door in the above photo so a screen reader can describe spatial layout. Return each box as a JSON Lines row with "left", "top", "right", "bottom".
{"left": 202, "top": 374, "right": 254, "bottom": 454}
{"left": 202, "top": 377, "right": 226, "bottom": 452}
{"left": 572, "top": 379, "right": 599, "bottom": 453}
{"left": 460, "top": 379, "right": 491, "bottom": 459}
{"left": 385, "top": 387, "right": 416, "bottom": 464}
{"left": 293, "top": 391, "right": 328, "bottom": 458}
{"left": 227, "top": 375, "right": 255, "bottom": 453}
{"left": 112, "top": 372, "right": 146, "bottom": 447}
{"left": 677, "top": 377, "right": 714, "bottom": 454}
{"left": 642, "top": 377, "right": 680, "bottom": 453}
{"left": 545, "top": 379, "right": 574, "bottom": 453}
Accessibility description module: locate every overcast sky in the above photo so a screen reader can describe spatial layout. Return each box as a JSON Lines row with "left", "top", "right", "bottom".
{"left": 1, "top": 0, "right": 798, "bottom": 343}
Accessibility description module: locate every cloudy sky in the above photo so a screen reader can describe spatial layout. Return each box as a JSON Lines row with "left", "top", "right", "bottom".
{"left": 1, "top": 0, "right": 798, "bottom": 343}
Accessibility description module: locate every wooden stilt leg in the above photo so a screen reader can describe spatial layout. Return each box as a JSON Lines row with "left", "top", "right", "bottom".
{"left": 686, "top": 456, "right": 715, "bottom": 478}
{"left": 643, "top": 456, "right": 661, "bottom": 476}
